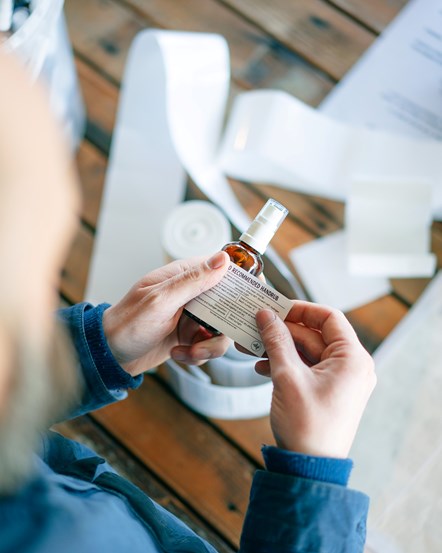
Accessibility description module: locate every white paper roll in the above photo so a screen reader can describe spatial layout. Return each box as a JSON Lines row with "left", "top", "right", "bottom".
{"left": 162, "top": 200, "right": 231, "bottom": 262}
{"left": 165, "top": 359, "right": 272, "bottom": 419}
{"left": 206, "top": 356, "right": 268, "bottom": 388}
{"left": 224, "top": 343, "right": 254, "bottom": 361}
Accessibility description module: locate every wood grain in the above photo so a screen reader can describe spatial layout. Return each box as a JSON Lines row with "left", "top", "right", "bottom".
{"left": 119, "top": 0, "right": 337, "bottom": 101}
{"left": 67, "top": 0, "right": 335, "bottom": 106}
{"left": 76, "top": 141, "right": 106, "bottom": 228}
{"left": 219, "top": 0, "right": 375, "bottom": 79}
{"left": 66, "top": 0, "right": 145, "bottom": 83}
{"left": 61, "top": 225, "right": 93, "bottom": 303}
{"left": 75, "top": 57, "right": 118, "bottom": 152}
{"left": 327, "top": 0, "right": 407, "bottom": 33}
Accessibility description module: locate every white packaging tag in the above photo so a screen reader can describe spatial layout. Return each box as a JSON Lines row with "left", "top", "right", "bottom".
{"left": 290, "top": 231, "right": 391, "bottom": 312}
{"left": 346, "top": 176, "right": 437, "bottom": 278}
{"left": 185, "top": 263, "right": 292, "bottom": 357}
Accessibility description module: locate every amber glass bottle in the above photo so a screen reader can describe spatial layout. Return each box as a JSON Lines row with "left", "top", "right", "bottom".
{"left": 221, "top": 242, "right": 263, "bottom": 276}
{"left": 184, "top": 198, "right": 288, "bottom": 334}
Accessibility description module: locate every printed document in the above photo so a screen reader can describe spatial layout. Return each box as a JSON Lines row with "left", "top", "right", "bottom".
{"left": 321, "top": 0, "right": 442, "bottom": 142}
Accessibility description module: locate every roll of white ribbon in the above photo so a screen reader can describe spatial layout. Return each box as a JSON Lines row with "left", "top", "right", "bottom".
{"left": 162, "top": 200, "right": 231, "bottom": 262}
{"left": 206, "top": 355, "right": 268, "bottom": 388}
{"left": 165, "top": 360, "right": 272, "bottom": 420}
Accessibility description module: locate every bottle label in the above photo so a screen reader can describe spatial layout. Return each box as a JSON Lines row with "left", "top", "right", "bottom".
{"left": 185, "top": 263, "right": 292, "bottom": 356}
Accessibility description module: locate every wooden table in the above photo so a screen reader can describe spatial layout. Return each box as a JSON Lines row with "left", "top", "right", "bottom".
{"left": 58, "top": 1, "right": 441, "bottom": 550}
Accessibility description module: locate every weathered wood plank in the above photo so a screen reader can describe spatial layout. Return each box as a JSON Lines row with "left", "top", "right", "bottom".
{"left": 56, "top": 417, "right": 234, "bottom": 553}
{"left": 92, "top": 376, "right": 257, "bottom": 547}
{"left": 211, "top": 417, "right": 274, "bottom": 466}
{"left": 67, "top": 0, "right": 334, "bottom": 106}
{"left": 219, "top": 0, "right": 375, "bottom": 80}
{"left": 66, "top": 0, "right": 144, "bottom": 84}
{"left": 121, "top": 0, "right": 335, "bottom": 102}
{"left": 347, "top": 296, "right": 408, "bottom": 353}
{"left": 76, "top": 140, "right": 106, "bottom": 228}
{"left": 75, "top": 57, "right": 118, "bottom": 152}
{"left": 327, "top": 0, "right": 407, "bottom": 34}
{"left": 390, "top": 279, "right": 429, "bottom": 307}
{"left": 61, "top": 224, "right": 93, "bottom": 303}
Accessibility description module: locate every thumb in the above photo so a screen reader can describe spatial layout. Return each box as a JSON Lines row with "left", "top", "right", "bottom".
{"left": 256, "top": 309, "right": 305, "bottom": 376}
{"left": 159, "top": 251, "right": 230, "bottom": 312}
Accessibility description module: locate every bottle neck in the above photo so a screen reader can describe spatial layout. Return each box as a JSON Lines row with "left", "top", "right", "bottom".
{"left": 239, "top": 220, "right": 275, "bottom": 255}
{"left": 238, "top": 239, "right": 260, "bottom": 256}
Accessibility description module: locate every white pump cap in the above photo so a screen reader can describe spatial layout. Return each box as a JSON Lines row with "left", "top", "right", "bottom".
{"left": 240, "top": 199, "right": 288, "bottom": 254}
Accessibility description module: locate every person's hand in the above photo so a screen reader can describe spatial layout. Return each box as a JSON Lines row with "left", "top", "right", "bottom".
{"left": 102, "top": 252, "right": 231, "bottom": 376}
{"left": 255, "top": 302, "right": 376, "bottom": 458}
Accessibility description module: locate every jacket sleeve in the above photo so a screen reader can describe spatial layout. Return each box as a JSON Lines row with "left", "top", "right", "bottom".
{"left": 57, "top": 302, "right": 143, "bottom": 419}
{"left": 239, "top": 469, "right": 369, "bottom": 553}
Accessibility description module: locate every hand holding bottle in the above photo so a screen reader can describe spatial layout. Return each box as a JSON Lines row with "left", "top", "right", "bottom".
{"left": 102, "top": 252, "right": 231, "bottom": 375}
{"left": 255, "top": 302, "right": 376, "bottom": 458}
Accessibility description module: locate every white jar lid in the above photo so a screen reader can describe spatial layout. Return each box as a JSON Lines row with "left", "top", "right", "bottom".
{"left": 162, "top": 200, "right": 231, "bottom": 261}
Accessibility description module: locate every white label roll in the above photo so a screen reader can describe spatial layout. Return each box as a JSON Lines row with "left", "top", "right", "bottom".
{"left": 162, "top": 200, "right": 232, "bottom": 262}
{"left": 165, "top": 360, "right": 273, "bottom": 420}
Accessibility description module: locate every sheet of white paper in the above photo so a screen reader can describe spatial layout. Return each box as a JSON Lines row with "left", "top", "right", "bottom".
{"left": 350, "top": 271, "right": 442, "bottom": 553}
{"left": 289, "top": 231, "right": 391, "bottom": 312}
{"left": 86, "top": 30, "right": 304, "bottom": 306}
{"left": 320, "top": 0, "right": 442, "bottom": 143}
{"left": 219, "top": 90, "right": 442, "bottom": 218}
{"left": 347, "top": 177, "right": 436, "bottom": 278}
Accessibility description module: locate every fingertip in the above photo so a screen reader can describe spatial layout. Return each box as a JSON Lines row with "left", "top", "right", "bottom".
{"left": 256, "top": 309, "right": 276, "bottom": 331}
{"left": 170, "top": 347, "right": 188, "bottom": 362}
{"left": 207, "top": 251, "right": 229, "bottom": 270}
{"left": 255, "top": 359, "right": 271, "bottom": 377}
{"left": 256, "top": 310, "right": 298, "bottom": 369}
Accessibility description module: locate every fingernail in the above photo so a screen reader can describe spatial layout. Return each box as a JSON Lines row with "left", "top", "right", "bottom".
{"left": 172, "top": 350, "right": 187, "bottom": 361}
{"left": 207, "top": 251, "right": 226, "bottom": 270}
{"left": 194, "top": 348, "right": 210, "bottom": 360}
{"left": 256, "top": 309, "right": 276, "bottom": 331}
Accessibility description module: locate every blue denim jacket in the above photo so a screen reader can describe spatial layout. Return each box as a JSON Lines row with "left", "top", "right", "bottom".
{"left": 0, "top": 303, "right": 369, "bottom": 553}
